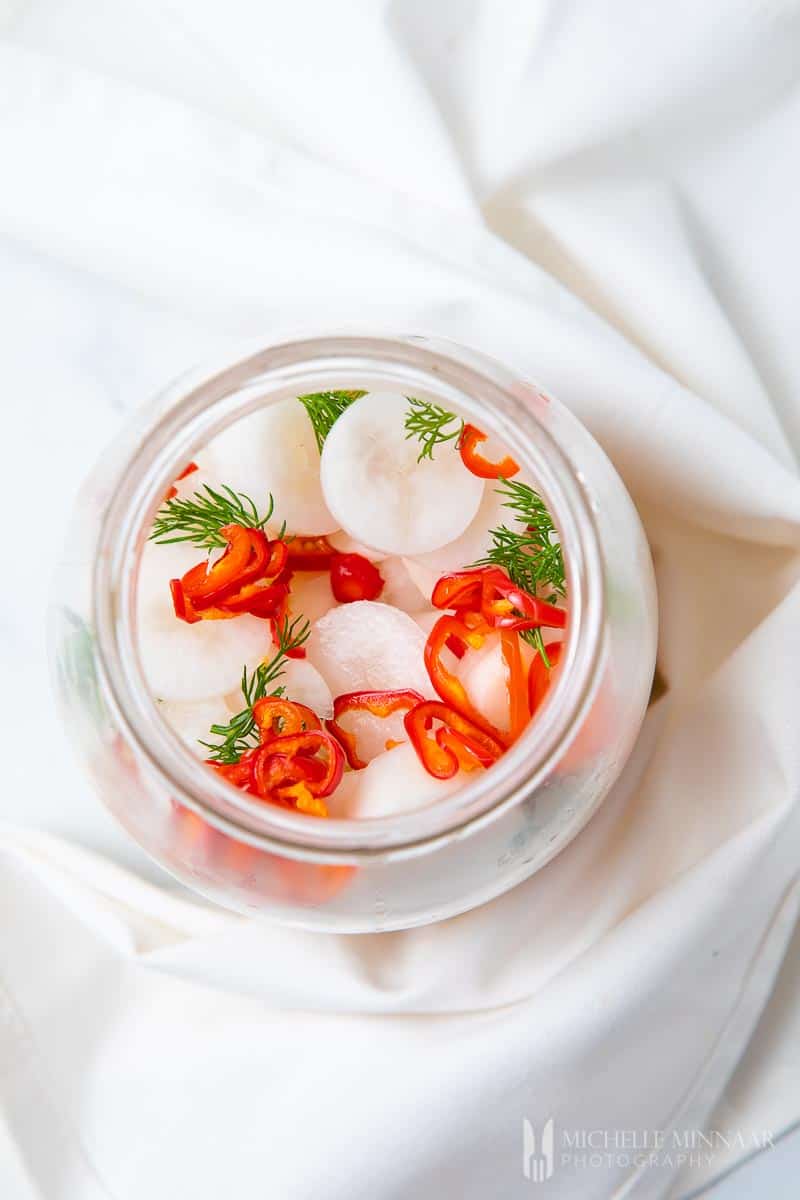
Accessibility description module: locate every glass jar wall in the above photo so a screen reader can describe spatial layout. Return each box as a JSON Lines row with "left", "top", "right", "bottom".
{"left": 51, "top": 335, "right": 657, "bottom": 931}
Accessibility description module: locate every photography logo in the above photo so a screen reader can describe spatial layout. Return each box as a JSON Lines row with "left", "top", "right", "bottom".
{"left": 522, "top": 1117, "right": 555, "bottom": 1183}
{"left": 521, "top": 1115, "right": 775, "bottom": 1183}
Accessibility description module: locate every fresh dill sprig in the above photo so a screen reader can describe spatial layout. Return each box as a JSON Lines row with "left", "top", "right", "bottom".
{"left": 297, "top": 390, "right": 367, "bottom": 452}
{"left": 201, "top": 615, "right": 311, "bottom": 764}
{"left": 404, "top": 397, "right": 465, "bottom": 462}
{"left": 477, "top": 478, "right": 565, "bottom": 599}
{"left": 473, "top": 477, "right": 566, "bottom": 666}
{"left": 150, "top": 484, "right": 275, "bottom": 549}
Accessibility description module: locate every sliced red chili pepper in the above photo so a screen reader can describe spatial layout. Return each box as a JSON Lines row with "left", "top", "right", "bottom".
{"left": 169, "top": 578, "right": 195, "bottom": 623}
{"left": 480, "top": 569, "right": 566, "bottom": 632}
{"left": 251, "top": 746, "right": 317, "bottom": 793}
{"left": 425, "top": 615, "right": 508, "bottom": 744}
{"left": 178, "top": 524, "right": 270, "bottom": 609}
{"left": 404, "top": 701, "right": 505, "bottom": 780}
{"left": 286, "top": 536, "right": 336, "bottom": 571}
{"left": 247, "top": 751, "right": 329, "bottom": 816}
{"left": 434, "top": 727, "right": 491, "bottom": 772}
{"left": 218, "top": 581, "right": 289, "bottom": 619}
{"left": 431, "top": 569, "right": 485, "bottom": 612}
{"left": 432, "top": 566, "right": 565, "bottom": 632}
{"left": 329, "top": 553, "right": 384, "bottom": 603}
{"left": 292, "top": 754, "right": 329, "bottom": 779}
{"left": 445, "top": 634, "right": 467, "bottom": 660}
{"left": 276, "top": 782, "right": 328, "bottom": 818}
{"left": 165, "top": 461, "right": 199, "bottom": 501}
{"left": 182, "top": 526, "right": 259, "bottom": 604}
{"left": 326, "top": 689, "right": 424, "bottom": 770}
{"left": 171, "top": 529, "right": 291, "bottom": 623}
{"left": 528, "top": 641, "right": 563, "bottom": 716}
{"left": 253, "top": 696, "right": 322, "bottom": 740}
{"left": 253, "top": 731, "right": 344, "bottom": 799}
{"left": 265, "top": 539, "right": 289, "bottom": 578}
{"left": 461, "top": 610, "right": 493, "bottom": 635}
{"left": 209, "top": 740, "right": 334, "bottom": 817}
{"left": 485, "top": 606, "right": 565, "bottom": 633}
{"left": 169, "top": 578, "right": 239, "bottom": 623}
{"left": 208, "top": 752, "right": 257, "bottom": 791}
{"left": 500, "top": 629, "right": 529, "bottom": 741}
{"left": 218, "top": 537, "right": 289, "bottom": 618}
{"left": 458, "top": 424, "right": 519, "bottom": 479}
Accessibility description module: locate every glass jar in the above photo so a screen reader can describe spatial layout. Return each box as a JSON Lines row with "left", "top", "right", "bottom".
{"left": 50, "top": 334, "right": 657, "bottom": 931}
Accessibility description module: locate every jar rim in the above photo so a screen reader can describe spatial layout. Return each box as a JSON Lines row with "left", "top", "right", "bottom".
{"left": 93, "top": 333, "right": 606, "bottom": 862}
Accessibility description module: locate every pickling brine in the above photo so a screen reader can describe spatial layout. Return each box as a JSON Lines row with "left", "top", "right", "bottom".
{"left": 142, "top": 389, "right": 569, "bottom": 821}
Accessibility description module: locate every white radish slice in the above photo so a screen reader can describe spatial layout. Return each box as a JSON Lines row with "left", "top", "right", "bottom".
{"left": 288, "top": 571, "right": 339, "bottom": 625}
{"left": 137, "top": 540, "right": 205, "bottom": 629}
{"left": 457, "top": 633, "right": 536, "bottom": 735}
{"left": 332, "top": 743, "right": 467, "bottom": 819}
{"left": 413, "top": 609, "right": 442, "bottom": 637}
{"left": 140, "top": 617, "right": 272, "bottom": 702}
{"left": 320, "top": 391, "right": 483, "bottom": 555}
{"left": 331, "top": 704, "right": 412, "bottom": 766}
{"left": 168, "top": 460, "right": 220, "bottom": 503}
{"left": 377, "top": 557, "right": 429, "bottom": 614}
{"left": 328, "top": 530, "right": 390, "bottom": 562}
{"left": 307, "top": 601, "right": 436, "bottom": 698}
{"left": 224, "top": 686, "right": 246, "bottom": 712}
{"left": 204, "top": 397, "right": 338, "bottom": 535}
{"left": 278, "top": 657, "right": 333, "bottom": 720}
{"left": 139, "top": 613, "right": 272, "bottom": 702}
{"left": 157, "top": 696, "right": 230, "bottom": 757}
{"left": 402, "top": 558, "right": 439, "bottom": 607}
{"left": 411, "top": 479, "right": 509, "bottom": 573}
{"left": 325, "top": 770, "right": 362, "bottom": 819}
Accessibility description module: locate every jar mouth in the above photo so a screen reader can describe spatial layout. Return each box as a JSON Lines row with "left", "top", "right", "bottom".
{"left": 93, "top": 334, "right": 605, "bottom": 862}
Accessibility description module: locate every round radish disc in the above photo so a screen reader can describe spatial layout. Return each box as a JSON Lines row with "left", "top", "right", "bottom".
{"left": 325, "top": 770, "right": 368, "bottom": 819}
{"left": 158, "top": 696, "right": 229, "bottom": 756}
{"left": 204, "top": 397, "right": 338, "bottom": 535}
{"left": 413, "top": 609, "right": 443, "bottom": 637}
{"left": 279, "top": 657, "right": 333, "bottom": 720}
{"left": 332, "top": 704, "right": 411, "bottom": 765}
{"left": 335, "top": 743, "right": 466, "bottom": 819}
{"left": 320, "top": 392, "right": 483, "bottom": 555}
{"left": 457, "top": 633, "right": 535, "bottom": 735}
{"left": 137, "top": 540, "right": 203, "bottom": 628}
{"left": 402, "top": 558, "right": 438, "bottom": 608}
{"left": 289, "top": 572, "right": 339, "bottom": 626}
{"left": 168, "top": 461, "right": 221, "bottom": 504}
{"left": 377, "top": 557, "right": 429, "bottom": 614}
{"left": 412, "top": 479, "right": 509, "bottom": 573}
{"left": 307, "top": 601, "right": 436, "bottom": 698}
{"left": 328, "top": 530, "right": 390, "bottom": 562}
{"left": 139, "top": 616, "right": 272, "bottom": 702}
{"left": 139, "top": 616, "right": 271, "bottom": 702}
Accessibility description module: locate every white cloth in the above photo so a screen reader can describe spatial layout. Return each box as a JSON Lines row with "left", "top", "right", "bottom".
{"left": 1, "top": 3, "right": 799, "bottom": 1197}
